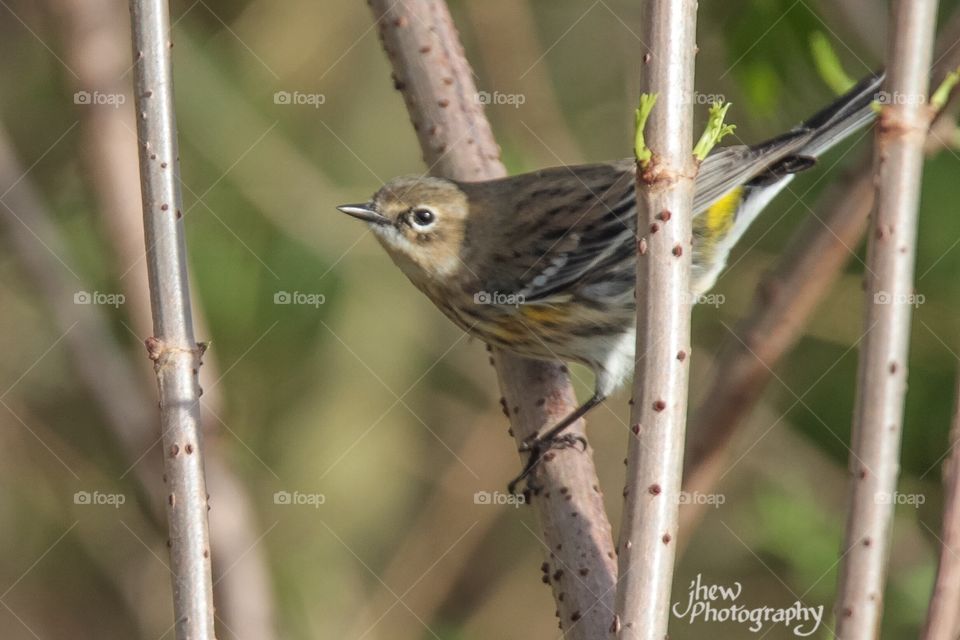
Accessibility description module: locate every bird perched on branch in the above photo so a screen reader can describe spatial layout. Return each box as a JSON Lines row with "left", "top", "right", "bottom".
{"left": 338, "top": 73, "right": 884, "bottom": 492}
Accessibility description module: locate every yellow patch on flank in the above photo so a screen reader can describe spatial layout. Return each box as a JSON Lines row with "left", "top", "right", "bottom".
{"left": 475, "top": 303, "right": 572, "bottom": 347}
{"left": 705, "top": 186, "right": 742, "bottom": 239}
{"left": 520, "top": 304, "right": 566, "bottom": 325}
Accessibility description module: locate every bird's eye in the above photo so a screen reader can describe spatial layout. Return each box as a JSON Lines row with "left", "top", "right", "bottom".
{"left": 410, "top": 207, "right": 437, "bottom": 230}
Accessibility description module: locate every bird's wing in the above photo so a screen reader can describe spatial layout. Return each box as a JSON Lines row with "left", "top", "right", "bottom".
{"left": 470, "top": 162, "right": 638, "bottom": 305}
{"left": 475, "top": 137, "right": 812, "bottom": 305}
{"left": 474, "top": 72, "right": 884, "bottom": 304}
{"left": 474, "top": 144, "right": 806, "bottom": 306}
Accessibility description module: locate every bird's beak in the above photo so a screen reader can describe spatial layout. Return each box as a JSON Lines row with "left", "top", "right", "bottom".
{"left": 336, "top": 203, "right": 389, "bottom": 226}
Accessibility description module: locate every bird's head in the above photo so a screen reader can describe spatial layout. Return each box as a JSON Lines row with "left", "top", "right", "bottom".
{"left": 337, "top": 175, "right": 473, "bottom": 281}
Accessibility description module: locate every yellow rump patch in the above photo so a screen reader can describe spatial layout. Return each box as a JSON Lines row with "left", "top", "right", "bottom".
{"left": 705, "top": 186, "right": 743, "bottom": 238}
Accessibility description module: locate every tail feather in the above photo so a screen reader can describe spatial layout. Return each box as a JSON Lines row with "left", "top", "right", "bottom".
{"left": 795, "top": 71, "right": 885, "bottom": 157}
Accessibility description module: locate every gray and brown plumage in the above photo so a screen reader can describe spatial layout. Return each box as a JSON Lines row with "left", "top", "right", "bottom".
{"left": 338, "top": 74, "right": 883, "bottom": 489}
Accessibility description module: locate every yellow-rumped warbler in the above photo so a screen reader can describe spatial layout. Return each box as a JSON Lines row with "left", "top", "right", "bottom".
{"left": 338, "top": 73, "right": 883, "bottom": 490}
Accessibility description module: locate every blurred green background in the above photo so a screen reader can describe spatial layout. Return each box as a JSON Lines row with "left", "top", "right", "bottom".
{"left": 1, "top": 0, "right": 959, "bottom": 638}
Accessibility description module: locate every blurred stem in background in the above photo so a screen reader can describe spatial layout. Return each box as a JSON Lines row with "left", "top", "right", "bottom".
{"left": 920, "top": 371, "right": 960, "bottom": 639}
{"left": 0, "top": 123, "right": 166, "bottom": 634}
{"left": 812, "top": 0, "right": 886, "bottom": 60}
{"left": 346, "top": 420, "right": 513, "bottom": 640}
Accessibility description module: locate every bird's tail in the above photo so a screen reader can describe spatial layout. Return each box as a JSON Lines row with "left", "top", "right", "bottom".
{"left": 691, "top": 72, "right": 884, "bottom": 295}
{"left": 745, "top": 71, "right": 885, "bottom": 185}
{"left": 795, "top": 71, "right": 886, "bottom": 157}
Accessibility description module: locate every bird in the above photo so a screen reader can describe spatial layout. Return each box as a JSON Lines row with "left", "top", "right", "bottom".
{"left": 337, "top": 73, "right": 883, "bottom": 492}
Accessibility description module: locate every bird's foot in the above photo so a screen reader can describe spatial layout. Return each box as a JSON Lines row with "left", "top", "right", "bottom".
{"left": 507, "top": 432, "right": 589, "bottom": 496}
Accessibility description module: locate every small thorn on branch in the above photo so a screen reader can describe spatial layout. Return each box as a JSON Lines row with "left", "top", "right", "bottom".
{"left": 145, "top": 336, "right": 164, "bottom": 361}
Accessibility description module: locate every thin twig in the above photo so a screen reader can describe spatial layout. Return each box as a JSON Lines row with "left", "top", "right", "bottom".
{"left": 921, "top": 371, "right": 960, "bottom": 640}
{"left": 834, "top": 1, "right": 939, "bottom": 637}
{"left": 129, "top": 1, "right": 215, "bottom": 637}
{"left": 368, "top": 1, "right": 616, "bottom": 637}
{"left": 615, "top": 1, "right": 698, "bottom": 637}
{"left": 50, "top": 0, "right": 278, "bottom": 635}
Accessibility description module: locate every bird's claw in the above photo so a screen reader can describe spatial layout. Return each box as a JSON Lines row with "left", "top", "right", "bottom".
{"left": 508, "top": 432, "right": 589, "bottom": 495}
{"left": 518, "top": 432, "right": 587, "bottom": 453}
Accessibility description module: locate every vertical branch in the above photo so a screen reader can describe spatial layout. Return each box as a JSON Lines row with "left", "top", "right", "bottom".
{"left": 129, "top": 1, "right": 215, "bottom": 638}
{"left": 50, "top": 0, "right": 278, "bottom": 634}
{"left": 616, "top": 1, "right": 698, "bottom": 637}
{"left": 921, "top": 372, "right": 960, "bottom": 640}
{"left": 835, "top": 1, "right": 938, "bottom": 637}
{"left": 369, "top": 1, "right": 617, "bottom": 637}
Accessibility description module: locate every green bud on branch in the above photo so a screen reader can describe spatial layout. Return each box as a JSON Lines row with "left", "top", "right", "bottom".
{"left": 634, "top": 93, "right": 658, "bottom": 167}
{"left": 693, "top": 102, "right": 736, "bottom": 161}
{"left": 931, "top": 66, "right": 960, "bottom": 112}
